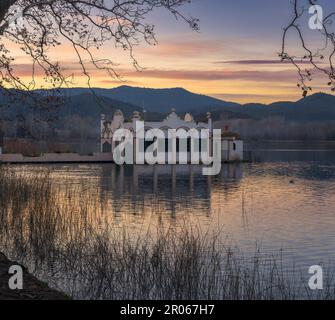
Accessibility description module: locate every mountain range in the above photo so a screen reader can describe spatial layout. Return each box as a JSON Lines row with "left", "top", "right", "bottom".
{"left": 2, "top": 86, "right": 335, "bottom": 123}
{"left": 56, "top": 86, "right": 335, "bottom": 123}
{"left": 55, "top": 86, "right": 240, "bottom": 114}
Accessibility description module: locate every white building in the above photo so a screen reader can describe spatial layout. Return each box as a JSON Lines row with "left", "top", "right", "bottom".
{"left": 101, "top": 109, "right": 243, "bottom": 162}
{"left": 221, "top": 127, "right": 244, "bottom": 162}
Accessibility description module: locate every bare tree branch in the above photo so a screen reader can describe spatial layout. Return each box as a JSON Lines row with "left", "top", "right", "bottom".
{"left": 282, "top": 0, "right": 335, "bottom": 97}
{"left": 0, "top": 0, "right": 198, "bottom": 91}
{"left": 0, "top": 0, "right": 197, "bottom": 138}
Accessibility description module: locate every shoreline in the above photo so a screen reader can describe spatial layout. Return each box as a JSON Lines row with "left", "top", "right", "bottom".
{"left": 0, "top": 252, "right": 69, "bottom": 300}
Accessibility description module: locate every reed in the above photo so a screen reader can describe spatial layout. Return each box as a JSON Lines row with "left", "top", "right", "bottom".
{"left": 0, "top": 166, "right": 334, "bottom": 300}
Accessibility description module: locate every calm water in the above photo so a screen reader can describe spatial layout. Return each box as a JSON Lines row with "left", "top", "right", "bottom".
{"left": 12, "top": 145, "right": 335, "bottom": 272}
{"left": 4, "top": 142, "right": 335, "bottom": 297}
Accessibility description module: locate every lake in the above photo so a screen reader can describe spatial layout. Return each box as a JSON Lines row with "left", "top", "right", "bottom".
{"left": 2, "top": 141, "right": 335, "bottom": 298}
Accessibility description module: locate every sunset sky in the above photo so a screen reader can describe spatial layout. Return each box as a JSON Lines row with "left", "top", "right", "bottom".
{"left": 10, "top": 0, "right": 335, "bottom": 104}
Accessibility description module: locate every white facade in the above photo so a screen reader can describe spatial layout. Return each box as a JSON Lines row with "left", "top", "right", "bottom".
{"left": 101, "top": 109, "right": 243, "bottom": 162}
{"left": 221, "top": 139, "right": 244, "bottom": 162}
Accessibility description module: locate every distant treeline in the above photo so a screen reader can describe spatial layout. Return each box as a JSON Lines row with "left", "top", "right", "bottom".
{"left": 1, "top": 115, "right": 335, "bottom": 143}
{"left": 214, "top": 117, "right": 335, "bottom": 141}
{"left": 1, "top": 88, "right": 335, "bottom": 144}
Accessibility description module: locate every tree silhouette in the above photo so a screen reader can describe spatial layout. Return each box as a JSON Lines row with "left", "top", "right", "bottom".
{"left": 0, "top": 0, "right": 198, "bottom": 91}
{"left": 281, "top": 0, "right": 335, "bottom": 96}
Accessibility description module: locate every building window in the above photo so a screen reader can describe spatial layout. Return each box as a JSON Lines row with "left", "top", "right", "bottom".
{"left": 102, "top": 142, "right": 112, "bottom": 153}
{"left": 233, "top": 143, "right": 236, "bottom": 151}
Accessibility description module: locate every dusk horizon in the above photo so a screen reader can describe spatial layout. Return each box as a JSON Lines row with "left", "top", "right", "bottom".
{"left": 5, "top": 0, "right": 335, "bottom": 104}
{"left": 38, "top": 84, "right": 335, "bottom": 104}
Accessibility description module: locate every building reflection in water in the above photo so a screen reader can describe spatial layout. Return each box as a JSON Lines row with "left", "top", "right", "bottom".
{"left": 99, "top": 164, "right": 243, "bottom": 220}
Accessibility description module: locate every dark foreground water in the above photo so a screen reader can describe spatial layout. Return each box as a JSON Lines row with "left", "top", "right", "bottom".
{"left": 3, "top": 141, "right": 335, "bottom": 298}
{"left": 13, "top": 145, "right": 335, "bottom": 264}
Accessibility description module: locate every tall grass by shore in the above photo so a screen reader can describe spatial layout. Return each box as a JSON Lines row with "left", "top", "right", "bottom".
{"left": 0, "top": 166, "right": 334, "bottom": 300}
